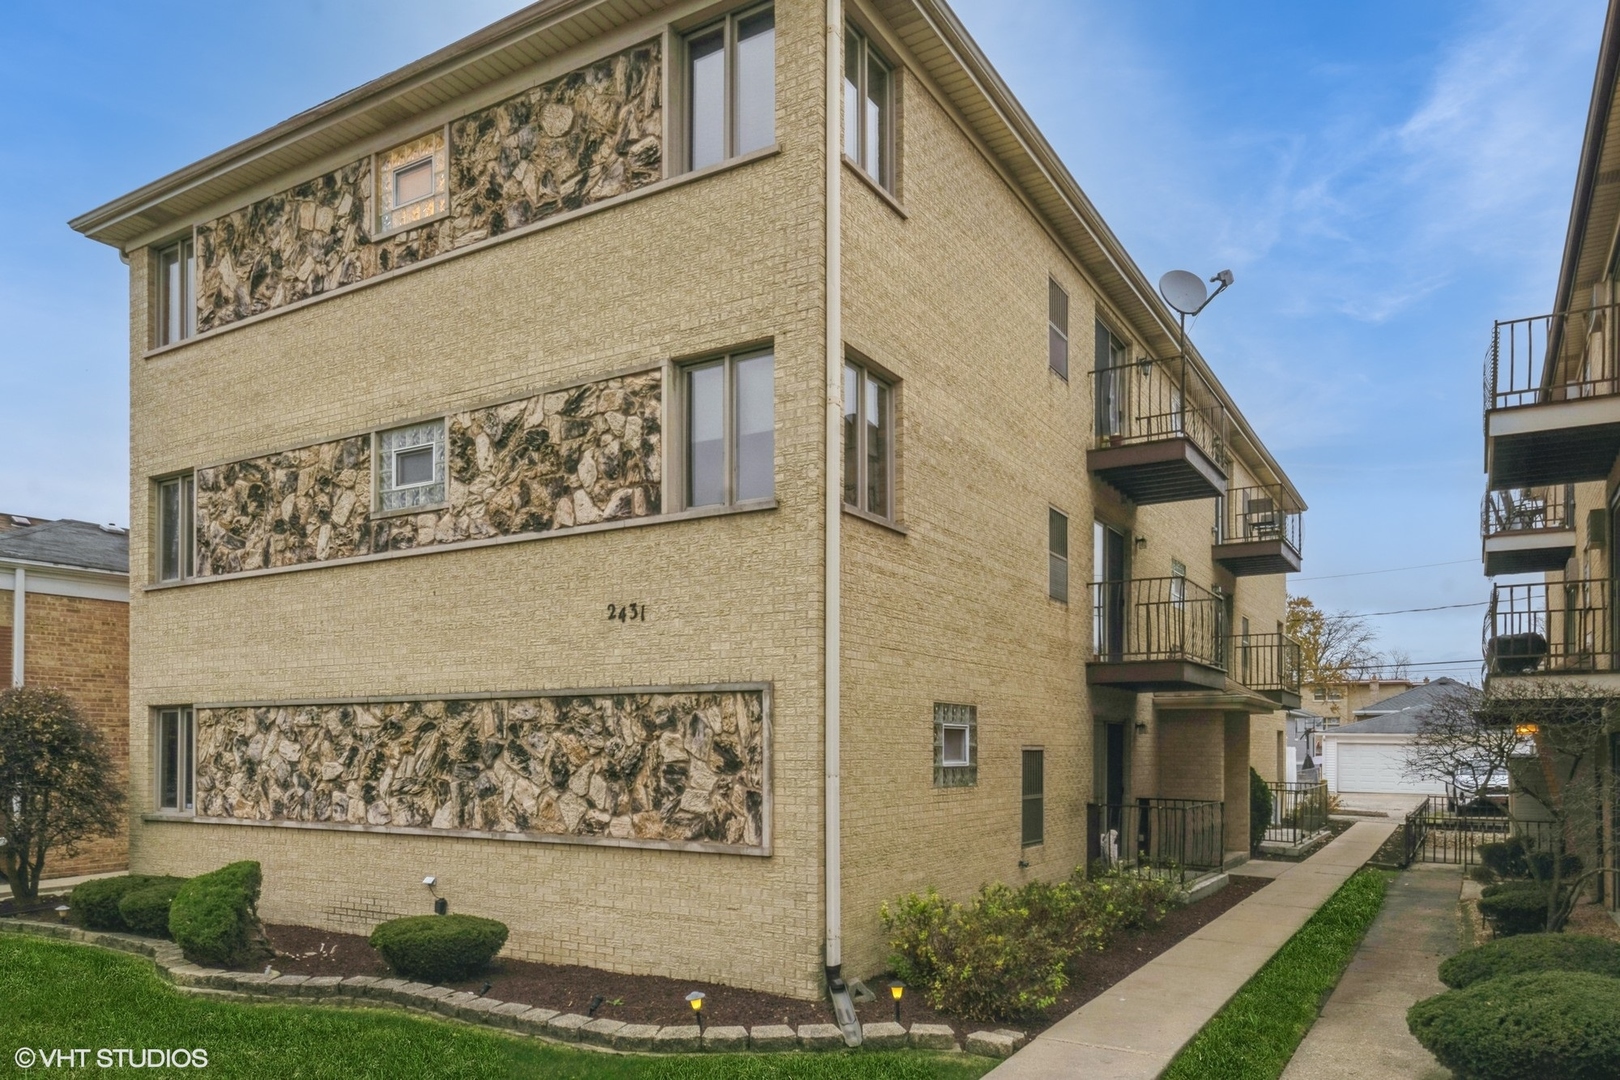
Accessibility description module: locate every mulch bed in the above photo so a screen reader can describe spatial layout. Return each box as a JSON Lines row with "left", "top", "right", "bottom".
{"left": 1253, "top": 817, "right": 1355, "bottom": 864}
{"left": 260, "top": 875, "right": 1271, "bottom": 1041}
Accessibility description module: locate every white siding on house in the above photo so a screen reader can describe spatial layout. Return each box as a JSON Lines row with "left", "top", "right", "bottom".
{"left": 1325, "top": 738, "right": 1446, "bottom": 795}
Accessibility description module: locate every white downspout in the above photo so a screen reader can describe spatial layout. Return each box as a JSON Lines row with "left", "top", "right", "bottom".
{"left": 823, "top": 0, "right": 851, "bottom": 1041}
{"left": 11, "top": 566, "right": 25, "bottom": 687}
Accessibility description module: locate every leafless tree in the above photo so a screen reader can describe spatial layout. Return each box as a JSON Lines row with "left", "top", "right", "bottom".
{"left": 1287, "top": 596, "right": 1382, "bottom": 687}
{"left": 1403, "top": 682, "right": 1504, "bottom": 801}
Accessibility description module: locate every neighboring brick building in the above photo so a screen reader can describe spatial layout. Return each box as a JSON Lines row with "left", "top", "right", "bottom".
{"left": 72, "top": 0, "right": 1304, "bottom": 1003}
{"left": 0, "top": 517, "right": 131, "bottom": 879}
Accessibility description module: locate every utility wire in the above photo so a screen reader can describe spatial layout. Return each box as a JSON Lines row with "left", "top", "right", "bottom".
{"left": 1355, "top": 601, "right": 1489, "bottom": 617}
{"left": 1294, "top": 559, "right": 1477, "bottom": 582}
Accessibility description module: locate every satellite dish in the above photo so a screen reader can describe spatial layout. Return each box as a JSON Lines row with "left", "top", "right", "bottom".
{"left": 1159, "top": 270, "right": 1208, "bottom": 316}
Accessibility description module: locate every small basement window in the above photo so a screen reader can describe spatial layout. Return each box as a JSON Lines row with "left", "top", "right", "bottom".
{"left": 935, "top": 703, "right": 978, "bottom": 787}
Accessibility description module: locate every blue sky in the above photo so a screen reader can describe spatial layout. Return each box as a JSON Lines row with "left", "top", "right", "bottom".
{"left": 0, "top": 0, "right": 1605, "bottom": 676}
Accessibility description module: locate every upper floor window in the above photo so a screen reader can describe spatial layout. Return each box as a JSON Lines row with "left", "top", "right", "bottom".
{"left": 1049, "top": 508, "right": 1069, "bottom": 603}
{"left": 377, "top": 131, "right": 448, "bottom": 236}
{"left": 378, "top": 421, "right": 447, "bottom": 512}
{"left": 844, "top": 26, "right": 894, "bottom": 189}
{"left": 687, "top": 4, "right": 776, "bottom": 172}
{"left": 156, "top": 706, "right": 195, "bottom": 813}
{"left": 843, "top": 360, "right": 894, "bottom": 519}
{"left": 156, "top": 473, "right": 195, "bottom": 583}
{"left": 155, "top": 238, "right": 196, "bottom": 347}
{"left": 1049, "top": 279, "right": 1069, "bottom": 379}
{"left": 1094, "top": 321, "right": 1130, "bottom": 438}
{"left": 684, "top": 350, "right": 775, "bottom": 508}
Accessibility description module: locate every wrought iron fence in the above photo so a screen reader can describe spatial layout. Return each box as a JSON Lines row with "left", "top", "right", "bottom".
{"left": 1484, "top": 579, "right": 1615, "bottom": 676}
{"left": 1219, "top": 486, "right": 1304, "bottom": 555}
{"left": 1481, "top": 485, "right": 1575, "bottom": 539}
{"left": 1402, "top": 800, "right": 1562, "bottom": 867}
{"left": 1488, "top": 302, "right": 1620, "bottom": 411}
{"left": 1093, "top": 577, "right": 1225, "bottom": 670}
{"left": 1087, "top": 799, "right": 1225, "bottom": 883}
{"left": 1093, "top": 356, "right": 1231, "bottom": 471}
{"left": 1228, "top": 632, "right": 1302, "bottom": 696}
{"left": 1265, "top": 780, "right": 1329, "bottom": 846}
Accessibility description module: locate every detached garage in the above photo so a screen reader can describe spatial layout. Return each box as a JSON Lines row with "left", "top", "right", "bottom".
{"left": 1322, "top": 710, "right": 1447, "bottom": 797}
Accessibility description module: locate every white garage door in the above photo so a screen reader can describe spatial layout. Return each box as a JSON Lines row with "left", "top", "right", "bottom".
{"left": 1336, "top": 743, "right": 1445, "bottom": 795}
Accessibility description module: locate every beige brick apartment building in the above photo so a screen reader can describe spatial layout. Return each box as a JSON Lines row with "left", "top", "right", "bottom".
{"left": 0, "top": 516, "right": 131, "bottom": 879}
{"left": 1480, "top": 0, "right": 1620, "bottom": 911}
{"left": 72, "top": 0, "right": 1304, "bottom": 998}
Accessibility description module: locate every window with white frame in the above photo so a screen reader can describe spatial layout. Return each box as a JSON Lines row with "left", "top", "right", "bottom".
{"left": 684, "top": 350, "right": 775, "bottom": 508}
{"left": 156, "top": 707, "right": 195, "bottom": 813}
{"left": 1049, "top": 508, "right": 1069, "bottom": 603}
{"left": 378, "top": 421, "right": 447, "bottom": 511}
{"left": 1049, "top": 278, "right": 1069, "bottom": 378}
{"left": 155, "top": 237, "right": 196, "bottom": 347}
{"left": 377, "top": 131, "right": 448, "bottom": 235}
{"left": 155, "top": 474, "right": 195, "bottom": 583}
{"left": 934, "top": 703, "right": 977, "bottom": 787}
{"left": 844, "top": 25, "right": 894, "bottom": 189}
{"left": 686, "top": 4, "right": 776, "bottom": 172}
{"left": 842, "top": 360, "right": 894, "bottom": 519}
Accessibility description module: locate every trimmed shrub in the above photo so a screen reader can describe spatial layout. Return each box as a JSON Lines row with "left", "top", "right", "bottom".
{"left": 1408, "top": 971, "right": 1620, "bottom": 1080}
{"left": 71, "top": 875, "right": 177, "bottom": 931}
{"left": 169, "top": 861, "right": 271, "bottom": 968}
{"left": 1440, "top": 934, "right": 1620, "bottom": 989}
{"left": 1478, "top": 881, "right": 1553, "bottom": 937}
{"left": 116, "top": 878, "right": 187, "bottom": 937}
{"left": 1478, "top": 836, "right": 1582, "bottom": 883}
{"left": 369, "top": 914, "right": 509, "bottom": 984}
{"left": 1250, "top": 768, "right": 1272, "bottom": 851}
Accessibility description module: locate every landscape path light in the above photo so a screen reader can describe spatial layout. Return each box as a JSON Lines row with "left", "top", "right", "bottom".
{"left": 889, "top": 981, "right": 904, "bottom": 1024}
{"left": 686, "top": 991, "right": 706, "bottom": 1034}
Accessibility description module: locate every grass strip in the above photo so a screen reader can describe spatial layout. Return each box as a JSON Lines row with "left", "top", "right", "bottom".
{"left": 1162, "top": 868, "right": 1392, "bottom": 1080}
{"left": 2, "top": 935, "right": 991, "bottom": 1080}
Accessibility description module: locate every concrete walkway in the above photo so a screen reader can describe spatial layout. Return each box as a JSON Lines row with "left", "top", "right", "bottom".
{"left": 0, "top": 870, "right": 121, "bottom": 902}
{"left": 1280, "top": 863, "right": 1458, "bottom": 1080}
{"left": 985, "top": 820, "right": 1397, "bottom": 1080}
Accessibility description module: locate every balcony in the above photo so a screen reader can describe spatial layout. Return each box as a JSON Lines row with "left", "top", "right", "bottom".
{"left": 1090, "top": 356, "right": 1230, "bottom": 505}
{"left": 1483, "top": 579, "right": 1615, "bottom": 678}
{"left": 1485, "top": 304, "right": 1620, "bottom": 488}
{"left": 1214, "top": 486, "right": 1303, "bottom": 576}
{"left": 1090, "top": 576, "right": 1227, "bottom": 692}
{"left": 1481, "top": 486, "right": 1577, "bottom": 576}
{"left": 1228, "top": 632, "right": 1303, "bottom": 708}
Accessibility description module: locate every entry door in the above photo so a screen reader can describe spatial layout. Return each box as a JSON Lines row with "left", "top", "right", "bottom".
{"left": 1103, "top": 721, "right": 1128, "bottom": 842}
{"left": 1094, "top": 523, "right": 1127, "bottom": 661}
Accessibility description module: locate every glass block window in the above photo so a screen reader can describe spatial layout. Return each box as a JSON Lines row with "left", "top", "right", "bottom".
{"left": 934, "top": 703, "right": 978, "bottom": 788}
{"left": 378, "top": 421, "right": 446, "bottom": 511}
{"left": 378, "top": 131, "right": 448, "bottom": 235}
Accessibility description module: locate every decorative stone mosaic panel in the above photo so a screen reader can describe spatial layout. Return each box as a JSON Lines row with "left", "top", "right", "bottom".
{"left": 193, "top": 370, "right": 661, "bottom": 577}
{"left": 192, "top": 40, "right": 661, "bottom": 334}
{"left": 195, "top": 690, "right": 767, "bottom": 850}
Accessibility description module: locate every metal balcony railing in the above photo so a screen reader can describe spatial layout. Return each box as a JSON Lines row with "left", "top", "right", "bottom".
{"left": 1484, "top": 579, "right": 1615, "bottom": 676}
{"left": 1093, "top": 576, "right": 1226, "bottom": 671}
{"left": 1487, "top": 303, "right": 1620, "bottom": 411}
{"left": 1094, "top": 356, "right": 1231, "bottom": 471}
{"left": 1087, "top": 798, "right": 1225, "bottom": 883}
{"left": 1481, "top": 486, "right": 1576, "bottom": 539}
{"left": 1218, "top": 486, "right": 1303, "bottom": 554}
{"left": 1227, "top": 632, "right": 1302, "bottom": 696}
{"left": 1265, "top": 780, "right": 1329, "bottom": 846}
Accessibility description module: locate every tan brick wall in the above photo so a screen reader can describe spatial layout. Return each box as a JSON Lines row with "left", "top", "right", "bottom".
{"left": 4, "top": 590, "right": 130, "bottom": 878}
{"left": 127, "top": 0, "right": 831, "bottom": 999}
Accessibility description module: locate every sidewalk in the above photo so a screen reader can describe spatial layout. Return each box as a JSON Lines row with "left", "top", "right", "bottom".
{"left": 0, "top": 870, "right": 122, "bottom": 902}
{"left": 985, "top": 820, "right": 1397, "bottom": 1080}
{"left": 1279, "top": 863, "right": 1458, "bottom": 1080}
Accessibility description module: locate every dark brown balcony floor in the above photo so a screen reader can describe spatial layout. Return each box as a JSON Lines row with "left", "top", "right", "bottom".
{"left": 1090, "top": 437, "right": 1226, "bottom": 505}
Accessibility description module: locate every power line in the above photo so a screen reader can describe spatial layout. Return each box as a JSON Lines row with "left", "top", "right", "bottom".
{"left": 1294, "top": 559, "right": 1477, "bottom": 582}
{"left": 1356, "top": 601, "right": 1489, "bottom": 617}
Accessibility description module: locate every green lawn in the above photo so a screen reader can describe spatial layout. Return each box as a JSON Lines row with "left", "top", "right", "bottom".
{"left": 1161, "top": 868, "right": 1393, "bottom": 1080}
{"left": 1, "top": 935, "right": 991, "bottom": 1080}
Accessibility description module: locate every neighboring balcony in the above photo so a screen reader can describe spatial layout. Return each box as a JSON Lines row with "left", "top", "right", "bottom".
{"left": 1481, "top": 486, "right": 1577, "bottom": 577}
{"left": 1089, "top": 576, "right": 1227, "bottom": 692}
{"left": 1214, "top": 486, "right": 1303, "bottom": 576}
{"left": 1228, "top": 632, "right": 1303, "bottom": 708}
{"left": 1485, "top": 305, "right": 1620, "bottom": 488}
{"left": 1484, "top": 580, "right": 1615, "bottom": 678}
{"left": 1090, "top": 357, "right": 1231, "bottom": 505}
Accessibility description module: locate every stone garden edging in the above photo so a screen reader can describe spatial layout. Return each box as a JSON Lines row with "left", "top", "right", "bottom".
{"left": 0, "top": 919, "right": 1026, "bottom": 1059}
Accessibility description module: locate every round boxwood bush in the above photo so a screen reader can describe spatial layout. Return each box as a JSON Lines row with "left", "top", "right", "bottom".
{"left": 169, "top": 861, "right": 271, "bottom": 968}
{"left": 1478, "top": 880, "right": 1552, "bottom": 937}
{"left": 70, "top": 875, "right": 179, "bottom": 931}
{"left": 1441, "top": 934, "right": 1620, "bottom": 989}
{"left": 369, "top": 914, "right": 509, "bottom": 983}
{"left": 1408, "top": 971, "right": 1620, "bottom": 1080}
{"left": 116, "top": 877, "right": 188, "bottom": 937}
